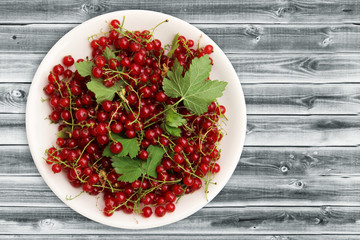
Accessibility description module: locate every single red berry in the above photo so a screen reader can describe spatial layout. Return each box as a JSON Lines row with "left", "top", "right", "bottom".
{"left": 75, "top": 108, "right": 88, "bottom": 121}
{"left": 192, "top": 178, "right": 202, "bottom": 190}
{"left": 204, "top": 45, "right": 214, "bottom": 54}
{"left": 125, "top": 129, "right": 136, "bottom": 138}
{"left": 105, "top": 197, "right": 117, "bottom": 209}
{"left": 164, "top": 191, "right": 176, "bottom": 203}
{"left": 165, "top": 203, "right": 175, "bottom": 212}
{"left": 216, "top": 105, "right": 226, "bottom": 115}
{"left": 110, "top": 122, "right": 123, "bottom": 134}
{"left": 110, "top": 142, "right": 123, "bottom": 154}
{"left": 173, "top": 153, "right": 184, "bottom": 164}
{"left": 44, "top": 84, "right": 55, "bottom": 95}
{"left": 103, "top": 207, "right": 113, "bottom": 217}
{"left": 96, "top": 134, "right": 109, "bottom": 145}
{"left": 131, "top": 179, "right": 141, "bottom": 189}
{"left": 138, "top": 149, "right": 149, "bottom": 160}
{"left": 51, "top": 164, "right": 61, "bottom": 173}
{"left": 142, "top": 206, "right": 153, "bottom": 218}
{"left": 88, "top": 174, "right": 99, "bottom": 185}
{"left": 173, "top": 145, "right": 183, "bottom": 153}
{"left": 129, "top": 42, "right": 141, "bottom": 52}
{"left": 155, "top": 206, "right": 166, "bottom": 217}
{"left": 50, "top": 111, "right": 60, "bottom": 122}
{"left": 53, "top": 64, "right": 64, "bottom": 75}
{"left": 145, "top": 129, "right": 156, "bottom": 140}
{"left": 211, "top": 163, "right": 221, "bottom": 173}
{"left": 110, "top": 19, "right": 121, "bottom": 28}
{"left": 186, "top": 39, "right": 194, "bottom": 47}
{"left": 94, "top": 55, "right": 107, "bottom": 68}
{"left": 109, "top": 58, "right": 120, "bottom": 70}
{"left": 155, "top": 91, "right": 168, "bottom": 102}
{"left": 98, "top": 36, "right": 109, "bottom": 47}
{"left": 62, "top": 55, "right": 74, "bottom": 67}
{"left": 115, "top": 191, "right": 126, "bottom": 203}
{"left": 183, "top": 175, "right": 194, "bottom": 186}
{"left": 92, "top": 66, "right": 103, "bottom": 78}
{"left": 172, "top": 185, "right": 184, "bottom": 196}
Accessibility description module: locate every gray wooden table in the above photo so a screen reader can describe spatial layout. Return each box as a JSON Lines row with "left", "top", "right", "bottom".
{"left": 2, "top": 0, "right": 360, "bottom": 239}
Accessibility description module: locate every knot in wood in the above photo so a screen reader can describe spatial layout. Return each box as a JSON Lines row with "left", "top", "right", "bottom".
{"left": 321, "top": 206, "right": 332, "bottom": 216}
{"left": 81, "top": 2, "right": 105, "bottom": 14}
{"left": 280, "top": 166, "right": 289, "bottom": 173}
{"left": 321, "top": 37, "right": 333, "bottom": 47}
{"left": 38, "top": 218, "right": 56, "bottom": 229}
{"left": 275, "top": 6, "right": 296, "bottom": 18}
{"left": 9, "top": 89, "right": 27, "bottom": 104}
{"left": 11, "top": 89, "right": 25, "bottom": 98}
{"left": 245, "top": 25, "right": 261, "bottom": 41}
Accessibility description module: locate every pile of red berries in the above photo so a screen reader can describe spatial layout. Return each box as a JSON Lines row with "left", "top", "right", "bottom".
{"left": 44, "top": 18, "right": 226, "bottom": 218}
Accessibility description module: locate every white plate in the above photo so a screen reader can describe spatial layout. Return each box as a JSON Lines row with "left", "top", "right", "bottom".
{"left": 26, "top": 10, "right": 247, "bottom": 229}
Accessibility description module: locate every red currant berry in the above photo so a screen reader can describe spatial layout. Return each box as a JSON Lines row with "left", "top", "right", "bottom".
{"left": 155, "top": 206, "right": 166, "bottom": 217}
{"left": 110, "top": 142, "right": 123, "bottom": 154}
{"left": 110, "top": 19, "right": 121, "bottom": 28}
{"left": 138, "top": 149, "right": 149, "bottom": 160}
{"left": 62, "top": 55, "right": 74, "bottom": 67}
{"left": 51, "top": 164, "right": 61, "bottom": 173}
{"left": 165, "top": 203, "right": 175, "bottom": 212}
{"left": 142, "top": 206, "right": 153, "bottom": 218}
{"left": 75, "top": 108, "right": 88, "bottom": 121}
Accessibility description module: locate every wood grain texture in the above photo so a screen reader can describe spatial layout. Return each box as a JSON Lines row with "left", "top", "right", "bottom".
{"left": 2, "top": 206, "right": 360, "bottom": 234}
{"left": 7, "top": 82, "right": 360, "bottom": 115}
{"left": 3, "top": 53, "right": 360, "bottom": 83}
{"left": 7, "top": 114, "right": 360, "bottom": 146}
{"left": 2, "top": 1, "right": 360, "bottom": 237}
{"left": 4, "top": 146, "right": 360, "bottom": 176}
{"left": 3, "top": 146, "right": 360, "bottom": 207}
{"left": 2, "top": 235, "right": 360, "bottom": 240}
{"left": 0, "top": 0, "right": 359, "bottom": 24}
{"left": 2, "top": 24, "right": 360, "bottom": 54}
{"left": 4, "top": 174, "right": 360, "bottom": 208}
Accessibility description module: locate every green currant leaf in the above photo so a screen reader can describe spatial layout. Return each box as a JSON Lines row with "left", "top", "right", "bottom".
{"left": 165, "top": 107, "right": 187, "bottom": 128}
{"left": 86, "top": 78, "right": 123, "bottom": 104}
{"left": 102, "top": 144, "right": 114, "bottom": 157}
{"left": 164, "top": 124, "right": 181, "bottom": 137}
{"left": 103, "top": 47, "right": 116, "bottom": 60}
{"left": 162, "top": 55, "right": 228, "bottom": 115}
{"left": 111, "top": 156, "right": 145, "bottom": 183}
{"left": 167, "top": 33, "right": 180, "bottom": 58}
{"left": 145, "top": 145, "right": 165, "bottom": 178}
{"left": 111, "top": 133, "right": 140, "bottom": 159}
{"left": 56, "top": 127, "right": 71, "bottom": 139}
{"left": 74, "top": 61, "right": 94, "bottom": 77}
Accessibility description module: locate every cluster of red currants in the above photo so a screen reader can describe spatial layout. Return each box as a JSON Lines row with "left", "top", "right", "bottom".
{"left": 44, "top": 19, "right": 225, "bottom": 218}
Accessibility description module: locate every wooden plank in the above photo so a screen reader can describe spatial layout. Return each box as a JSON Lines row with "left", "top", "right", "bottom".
{"left": 232, "top": 53, "right": 360, "bottom": 83}
{"left": 246, "top": 115, "right": 360, "bottom": 146}
{"left": 0, "top": 0, "right": 359, "bottom": 24}
{"left": 2, "top": 206, "right": 360, "bottom": 234}
{"left": 3, "top": 175, "right": 360, "bottom": 208}
{"left": 0, "top": 114, "right": 26, "bottom": 144}
{"left": 2, "top": 235, "right": 360, "bottom": 240}
{"left": 242, "top": 83, "right": 360, "bottom": 115}
{"left": 3, "top": 53, "right": 360, "bottom": 84}
{"left": 4, "top": 146, "right": 360, "bottom": 176}
{"left": 8, "top": 113, "right": 360, "bottom": 146}
{"left": 7, "top": 82, "right": 360, "bottom": 115}
{"left": 2, "top": 24, "right": 360, "bottom": 54}
{"left": 4, "top": 146, "right": 360, "bottom": 207}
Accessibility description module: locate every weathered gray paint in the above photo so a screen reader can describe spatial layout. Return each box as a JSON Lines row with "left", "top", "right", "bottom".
{"left": 1, "top": 0, "right": 360, "bottom": 238}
